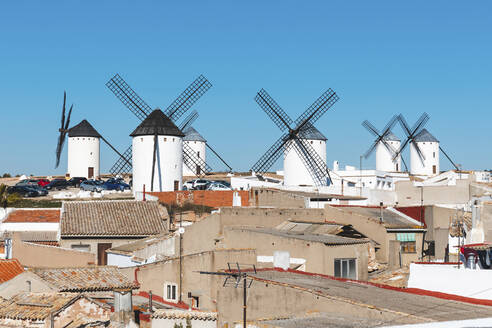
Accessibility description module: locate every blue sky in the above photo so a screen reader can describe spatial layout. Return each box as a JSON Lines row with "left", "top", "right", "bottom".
{"left": 0, "top": 1, "right": 490, "bottom": 176}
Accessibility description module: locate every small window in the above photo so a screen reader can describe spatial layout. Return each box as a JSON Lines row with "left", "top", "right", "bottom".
{"left": 433, "top": 152, "right": 435, "bottom": 158}
{"left": 71, "top": 244, "right": 90, "bottom": 252}
{"left": 334, "top": 258, "right": 356, "bottom": 279}
{"left": 397, "top": 233, "right": 416, "bottom": 253}
{"left": 164, "top": 138, "right": 167, "bottom": 142}
{"left": 172, "top": 138, "right": 175, "bottom": 142}
{"left": 140, "top": 138, "right": 143, "bottom": 142}
{"left": 165, "top": 283, "right": 178, "bottom": 301}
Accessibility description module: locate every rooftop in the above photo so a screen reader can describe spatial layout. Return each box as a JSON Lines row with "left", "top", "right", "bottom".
{"left": 60, "top": 200, "right": 167, "bottom": 237}
{"left": 333, "top": 205, "right": 424, "bottom": 229}
{"left": 0, "top": 293, "right": 93, "bottom": 321}
{"left": 382, "top": 131, "right": 400, "bottom": 142}
{"left": 183, "top": 126, "right": 207, "bottom": 142}
{"left": 151, "top": 309, "right": 217, "bottom": 321}
{"left": 251, "top": 269, "right": 492, "bottom": 322}
{"left": 414, "top": 128, "right": 439, "bottom": 143}
{"left": 30, "top": 266, "right": 139, "bottom": 292}
{"left": 68, "top": 119, "right": 102, "bottom": 138}
{"left": 106, "top": 232, "right": 173, "bottom": 256}
{"left": 259, "top": 312, "right": 381, "bottom": 328}
{"left": 3, "top": 209, "right": 60, "bottom": 223}
{"left": 130, "top": 109, "right": 184, "bottom": 137}
{"left": 298, "top": 123, "right": 327, "bottom": 141}
{"left": 230, "top": 226, "right": 370, "bottom": 246}
{"left": 0, "top": 259, "right": 24, "bottom": 283}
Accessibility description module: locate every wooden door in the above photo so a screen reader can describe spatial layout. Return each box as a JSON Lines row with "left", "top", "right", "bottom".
{"left": 97, "top": 243, "right": 112, "bottom": 265}
{"left": 88, "top": 167, "right": 94, "bottom": 179}
{"left": 174, "top": 180, "right": 179, "bottom": 191}
{"left": 432, "top": 165, "right": 436, "bottom": 174}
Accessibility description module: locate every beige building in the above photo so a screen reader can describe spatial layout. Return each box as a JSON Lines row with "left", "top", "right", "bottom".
{"left": 60, "top": 200, "right": 168, "bottom": 265}
{"left": 151, "top": 309, "right": 217, "bottom": 328}
{"left": 216, "top": 269, "right": 492, "bottom": 327}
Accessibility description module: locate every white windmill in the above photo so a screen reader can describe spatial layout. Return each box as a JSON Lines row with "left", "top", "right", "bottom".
{"left": 131, "top": 109, "right": 184, "bottom": 192}
{"left": 251, "top": 88, "right": 339, "bottom": 187}
{"left": 362, "top": 116, "right": 402, "bottom": 172}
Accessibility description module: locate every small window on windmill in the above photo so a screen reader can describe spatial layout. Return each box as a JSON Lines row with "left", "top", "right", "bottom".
{"left": 310, "top": 141, "right": 313, "bottom": 144}
{"left": 172, "top": 138, "right": 175, "bottom": 142}
{"left": 140, "top": 138, "right": 143, "bottom": 142}
{"left": 164, "top": 137, "right": 167, "bottom": 142}
{"left": 433, "top": 152, "right": 435, "bottom": 158}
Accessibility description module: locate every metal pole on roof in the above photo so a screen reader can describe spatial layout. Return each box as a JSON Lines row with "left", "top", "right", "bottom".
{"left": 243, "top": 276, "right": 247, "bottom": 328}
{"left": 179, "top": 211, "right": 183, "bottom": 303}
{"left": 359, "top": 155, "right": 362, "bottom": 197}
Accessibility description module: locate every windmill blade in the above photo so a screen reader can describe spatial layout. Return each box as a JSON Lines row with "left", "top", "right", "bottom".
{"left": 60, "top": 91, "right": 66, "bottom": 131}
{"left": 294, "top": 88, "right": 339, "bottom": 131}
{"left": 363, "top": 140, "right": 379, "bottom": 159}
{"left": 393, "top": 136, "right": 411, "bottom": 162}
{"left": 381, "top": 115, "right": 399, "bottom": 137}
{"left": 206, "top": 143, "right": 233, "bottom": 172}
{"left": 100, "top": 136, "right": 132, "bottom": 169}
{"left": 106, "top": 73, "right": 153, "bottom": 122}
{"left": 411, "top": 112, "right": 430, "bottom": 134}
{"left": 179, "top": 110, "right": 199, "bottom": 131}
{"left": 250, "top": 133, "right": 291, "bottom": 174}
{"left": 109, "top": 145, "right": 133, "bottom": 176}
{"left": 398, "top": 114, "right": 412, "bottom": 137}
{"left": 55, "top": 134, "right": 64, "bottom": 168}
{"left": 183, "top": 143, "right": 213, "bottom": 177}
{"left": 296, "top": 130, "right": 333, "bottom": 185}
{"left": 412, "top": 141, "right": 426, "bottom": 165}
{"left": 55, "top": 94, "right": 72, "bottom": 168}
{"left": 255, "top": 89, "right": 293, "bottom": 131}
{"left": 165, "top": 75, "right": 212, "bottom": 123}
{"left": 64, "top": 104, "right": 73, "bottom": 131}
{"left": 439, "top": 145, "right": 460, "bottom": 171}
{"left": 291, "top": 136, "right": 331, "bottom": 186}
{"left": 381, "top": 139, "right": 398, "bottom": 158}
{"left": 150, "top": 133, "right": 158, "bottom": 191}
{"left": 361, "top": 120, "right": 380, "bottom": 138}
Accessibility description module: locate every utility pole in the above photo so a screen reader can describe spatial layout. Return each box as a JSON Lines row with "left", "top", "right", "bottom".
{"left": 359, "top": 155, "right": 363, "bottom": 197}
{"left": 179, "top": 211, "right": 183, "bottom": 302}
{"left": 198, "top": 263, "right": 256, "bottom": 328}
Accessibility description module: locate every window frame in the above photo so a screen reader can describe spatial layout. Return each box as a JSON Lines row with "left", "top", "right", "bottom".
{"left": 334, "top": 258, "right": 357, "bottom": 279}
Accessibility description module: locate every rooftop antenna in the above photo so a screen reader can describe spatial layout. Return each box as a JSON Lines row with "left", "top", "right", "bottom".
{"left": 250, "top": 88, "right": 339, "bottom": 186}
{"left": 198, "top": 263, "right": 257, "bottom": 328}
{"left": 106, "top": 74, "right": 213, "bottom": 178}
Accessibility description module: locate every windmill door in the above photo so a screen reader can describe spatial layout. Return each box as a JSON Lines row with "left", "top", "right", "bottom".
{"left": 88, "top": 167, "right": 94, "bottom": 179}
{"left": 174, "top": 180, "right": 179, "bottom": 191}
{"left": 97, "top": 243, "right": 112, "bottom": 265}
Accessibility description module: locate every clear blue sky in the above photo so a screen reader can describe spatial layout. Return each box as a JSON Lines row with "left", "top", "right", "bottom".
{"left": 0, "top": 1, "right": 490, "bottom": 176}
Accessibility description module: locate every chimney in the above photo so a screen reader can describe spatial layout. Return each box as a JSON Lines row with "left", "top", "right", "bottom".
{"left": 112, "top": 289, "right": 134, "bottom": 325}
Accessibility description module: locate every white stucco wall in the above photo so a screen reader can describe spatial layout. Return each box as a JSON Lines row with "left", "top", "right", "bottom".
{"left": 284, "top": 139, "right": 327, "bottom": 186}
{"left": 410, "top": 141, "right": 440, "bottom": 176}
{"left": 67, "top": 136, "right": 100, "bottom": 178}
{"left": 407, "top": 263, "right": 492, "bottom": 300}
{"left": 132, "top": 135, "right": 183, "bottom": 192}
{"left": 183, "top": 140, "right": 206, "bottom": 176}
{"left": 0, "top": 222, "right": 59, "bottom": 232}
{"left": 376, "top": 140, "right": 401, "bottom": 172}
{"left": 107, "top": 253, "right": 135, "bottom": 267}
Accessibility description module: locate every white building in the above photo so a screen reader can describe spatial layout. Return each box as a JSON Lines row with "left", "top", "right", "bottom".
{"left": 410, "top": 129, "right": 440, "bottom": 176}
{"left": 131, "top": 109, "right": 184, "bottom": 193}
{"left": 376, "top": 131, "right": 401, "bottom": 172}
{"left": 182, "top": 126, "right": 207, "bottom": 176}
{"left": 284, "top": 125, "right": 327, "bottom": 186}
{"left": 67, "top": 120, "right": 101, "bottom": 179}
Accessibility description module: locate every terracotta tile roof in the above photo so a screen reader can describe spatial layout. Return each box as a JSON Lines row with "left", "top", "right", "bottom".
{"left": 61, "top": 200, "right": 167, "bottom": 237}
{"left": 30, "top": 266, "right": 139, "bottom": 292}
{"left": 0, "top": 259, "right": 24, "bottom": 283}
{"left": 3, "top": 209, "right": 60, "bottom": 223}
{"left": 151, "top": 309, "right": 217, "bottom": 321}
{"left": 0, "top": 293, "right": 78, "bottom": 320}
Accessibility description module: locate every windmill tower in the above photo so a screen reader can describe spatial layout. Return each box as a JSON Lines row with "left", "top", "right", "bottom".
{"left": 55, "top": 92, "right": 132, "bottom": 179}
{"left": 131, "top": 109, "right": 184, "bottom": 192}
{"left": 284, "top": 124, "right": 327, "bottom": 186}
{"left": 410, "top": 129, "right": 440, "bottom": 176}
{"left": 362, "top": 116, "right": 402, "bottom": 172}
{"left": 67, "top": 120, "right": 101, "bottom": 179}
{"left": 251, "top": 88, "right": 339, "bottom": 187}
{"left": 182, "top": 127, "right": 207, "bottom": 176}
{"left": 106, "top": 74, "right": 215, "bottom": 179}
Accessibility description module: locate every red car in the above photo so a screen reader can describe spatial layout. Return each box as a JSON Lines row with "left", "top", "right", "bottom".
{"left": 37, "top": 179, "right": 51, "bottom": 187}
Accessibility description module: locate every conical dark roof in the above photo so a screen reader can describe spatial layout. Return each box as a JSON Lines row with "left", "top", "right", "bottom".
{"left": 130, "top": 109, "right": 185, "bottom": 137}
{"left": 68, "top": 120, "right": 101, "bottom": 138}
{"left": 298, "top": 123, "right": 327, "bottom": 141}
{"left": 414, "top": 129, "right": 439, "bottom": 142}
{"left": 183, "top": 127, "right": 207, "bottom": 142}
{"left": 382, "top": 131, "right": 400, "bottom": 142}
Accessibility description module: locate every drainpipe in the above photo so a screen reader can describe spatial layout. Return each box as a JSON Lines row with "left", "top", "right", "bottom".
{"left": 143, "top": 184, "right": 146, "bottom": 201}
{"left": 379, "top": 202, "right": 384, "bottom": 223}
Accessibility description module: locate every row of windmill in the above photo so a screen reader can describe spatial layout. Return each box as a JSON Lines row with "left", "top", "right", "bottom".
{"left": 54, "top": 74, "right": 459, "bottom": 192}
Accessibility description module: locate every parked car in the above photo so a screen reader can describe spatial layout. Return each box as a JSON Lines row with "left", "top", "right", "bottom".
{"left": 45, "top": 179, "right": 69, "bottom": 190}
{"left": 37, "top": 179, "right": 51, "bottom": 187}
{"left": 206, "top": 182, "right": 232, "bottom": 191}
{"left": 182, "top": 180, "right": 194, "bottom": 190}
{"left": 213, "top": 180, "right": 231, "bottom": 188}
{"left": 103, "top": 178, "right": 129, "bottom": 191}
{"left": 80, "top": 180, "right": 106, "bottom": 192}
{"left": 67, "top": 177, "right": 87, "bottom": 187}
{"left": 106, "top": 178, "right": 131, "bottom": 190}
{"left": 16, "top": 179, "right": 39, "bottom": 187}
{"left": 28, "top": 185, "right": 49, "bottom": 196}
{"left": 7, "top": 185, "right": 42, "bottom": 197}
{"left": 193, "top": 179, "right": 211, "bottom": 190}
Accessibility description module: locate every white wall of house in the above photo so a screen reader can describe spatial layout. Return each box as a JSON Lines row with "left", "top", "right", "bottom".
{"left": 107, "top": 253, "right": 134, "bottom": 267}
{"left": 0, "top": 222, "right": 59, "bottom": 232}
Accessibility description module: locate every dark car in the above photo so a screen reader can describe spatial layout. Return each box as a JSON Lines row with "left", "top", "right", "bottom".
{"left": 45, "top": 179, "right": 69, "bottom": 190}
{"left": 7, "top": 185, "right": 41, "bottom": 197}
{"left": 16, "top": 179, "right": 40, "bottom": 187}
{"left": 29, "top": 185, "right": 48, "bottom": 196}
{"left": 67, "top": 177, "right": 87, "bottom": 187}
{"left": 103, "top": 178, "right": 130, "bottom": 191}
